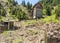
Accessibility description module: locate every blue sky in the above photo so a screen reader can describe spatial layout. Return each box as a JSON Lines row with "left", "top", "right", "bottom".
{"left": 15, "top": 0, "right": 39, "bottom": 5}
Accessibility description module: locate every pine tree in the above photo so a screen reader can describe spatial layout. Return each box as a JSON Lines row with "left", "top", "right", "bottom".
{"left": 27, "top": 1, "right": 32, "bottom": 10}
{"left": 21, "top": 0, "right": 26, "bottom": 7}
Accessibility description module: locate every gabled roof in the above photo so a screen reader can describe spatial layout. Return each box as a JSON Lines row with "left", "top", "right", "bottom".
{"left": 33, "top": 2, "right": 43, "bottom": 9}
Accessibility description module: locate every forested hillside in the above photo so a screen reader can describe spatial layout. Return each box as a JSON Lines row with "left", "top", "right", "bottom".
{"left": 0, "top": 0, "right": 32, "bottom": 21}
{"left": 0, "top": 0, "right": 60, "bottom": 22}
{"left": 40, "top": 0, "right": 60, "bottom": 19}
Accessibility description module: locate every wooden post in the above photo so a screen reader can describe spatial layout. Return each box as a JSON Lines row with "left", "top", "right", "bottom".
{"left": 8, "top": 22, "right": 10, "bottom": 30}
{"left": 12, "top": 22, "right": 14, "bottom": 30}
{"left": 11, "top": 22, "right": 14, "bottom": 30}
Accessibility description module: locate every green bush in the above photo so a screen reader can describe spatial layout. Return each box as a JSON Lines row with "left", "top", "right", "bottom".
{"left": 40, "top": 15, "right": 60, "bottom": 23}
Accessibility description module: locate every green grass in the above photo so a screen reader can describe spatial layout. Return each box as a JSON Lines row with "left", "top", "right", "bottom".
{"left": 20, "top": 15, "right": 60, "bottom": 26}
{"left": 25, "top": 29, "right": 40, "bottom": 35}
{"left": 12, "top": 36, "right": 23, "bottom": 43}
{"left": 40, "top": 15, "right": 60, "bottom": 23}
{"left": 20, "top": 20, "right": 37, "bottom": 26}
{"left": 2, "top": 31, "right": 9, "bottom": 35}
{"left": 2, "top": 31, "right": 13, "bottom": 35}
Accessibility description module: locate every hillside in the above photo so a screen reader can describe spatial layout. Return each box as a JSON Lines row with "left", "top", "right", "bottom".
{"left": 0, "top": 0, "right": 60, "bottom": 43}
{"left": 0, "top": 21, "right": 60, "bottom": 43}
{"left": 0, "top": 0, "right": 30, "bottom": 21}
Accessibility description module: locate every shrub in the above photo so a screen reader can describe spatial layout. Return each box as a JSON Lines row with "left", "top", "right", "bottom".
{"left": 40, "top": 15, "right": 60, "bottom": 23}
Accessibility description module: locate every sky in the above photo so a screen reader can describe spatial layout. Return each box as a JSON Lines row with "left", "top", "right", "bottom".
{"left": 15, "top": 0, "right": 39, "bottom": 5}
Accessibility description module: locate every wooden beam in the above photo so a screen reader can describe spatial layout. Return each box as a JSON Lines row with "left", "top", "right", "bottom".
{"left": 8, "top": 22, "right": 10, "bottom": 30}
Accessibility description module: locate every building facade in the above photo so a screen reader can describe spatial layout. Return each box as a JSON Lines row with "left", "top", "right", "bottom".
{"left": 31, "top": 2, "right": 43, "bottom": 19}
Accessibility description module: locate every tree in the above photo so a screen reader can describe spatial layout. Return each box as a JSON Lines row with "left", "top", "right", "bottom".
{"left": 17, "top": 6, "right": 30, "bottom": 20}
{"left": 55, "top": 5, "right": 60, "bottom": 20}
{"left": 0, "top": 0, "right": 30, "bottom": 21}
{"left": 40, "top": 0, "right": 60, "bottom": 16}
{"left": 21, "top": 0, "right": 32, "bottom": 10}
{"left": 0, "top": 3, "right": 6, "bottom": 16}
{"left": 27, "top": 1, "right": 32, "bottom": 10}
{"left": 21, "top": 0, "right": 26, "bottom": 7}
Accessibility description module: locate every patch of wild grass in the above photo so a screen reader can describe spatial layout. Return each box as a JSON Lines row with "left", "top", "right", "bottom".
{"left": 2, "top": 31, "right": 9, "bottom": 35}
{"left": 20, "top": 20, "right": 37, "bottom": 26}
{"left": 25, "top": 29, "right": 40, "bottom": 35}
{"left": 12, "top": 36, "right": 23, "bottom": 43}
{"left": 40, "top": 15, "right": 60, "bottom": 23}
